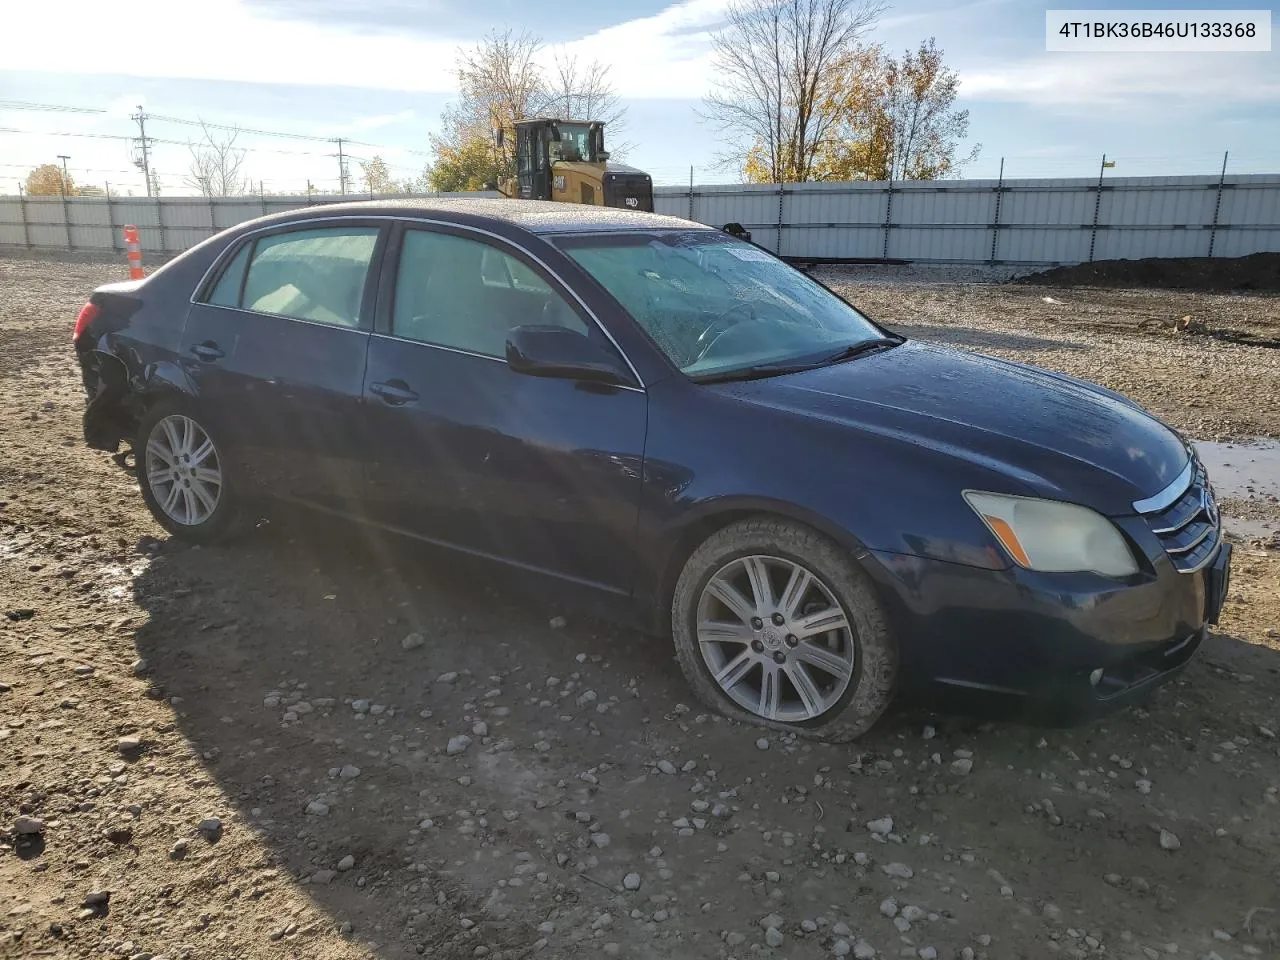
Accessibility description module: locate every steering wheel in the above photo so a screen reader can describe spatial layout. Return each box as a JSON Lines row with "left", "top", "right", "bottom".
{"left": 693, "top": 302, "right": 757, "bottom": 363}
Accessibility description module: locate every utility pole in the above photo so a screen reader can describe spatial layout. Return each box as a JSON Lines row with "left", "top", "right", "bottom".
{"left": 56, "top": 154, "right": 72, "bottom": 250}
{"left": 333, "top": 138, "right": 348, "bottom": 195}
{"left": 1088, "top": 154, "right": 1113, "bottom": 263}
{"left": 131, "top": 105, "right": 154, "bottom": 198}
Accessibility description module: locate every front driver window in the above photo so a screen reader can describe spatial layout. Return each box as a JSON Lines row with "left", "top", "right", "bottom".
{"left": 392, "top": 230, "right": 588, "bottom": 357}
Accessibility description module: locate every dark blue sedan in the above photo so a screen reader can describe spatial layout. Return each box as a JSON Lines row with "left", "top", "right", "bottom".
{"left": 74, "top": 199, "right": 1232, "bottom": 740}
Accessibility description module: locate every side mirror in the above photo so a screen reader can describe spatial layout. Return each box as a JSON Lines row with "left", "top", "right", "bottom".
{"left": 597, "top": 151, "right": 610, "bottom": 162}
{"left": 506, "top": 325, "right": 632, "bottom": 387}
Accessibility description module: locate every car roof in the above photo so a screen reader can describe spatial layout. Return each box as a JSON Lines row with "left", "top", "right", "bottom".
{"left": 250, "top": 197, "right": 703, "bottom": 237}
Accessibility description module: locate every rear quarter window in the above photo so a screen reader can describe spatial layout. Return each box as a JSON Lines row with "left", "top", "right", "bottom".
{"left": 205, "top": 241, "right": 251, "bottom": 307}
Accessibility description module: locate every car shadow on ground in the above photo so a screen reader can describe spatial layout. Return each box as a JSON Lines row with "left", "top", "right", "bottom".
{"left": 888, "top": 323, "right": 1089, "bottom": 354}
{"left": 124, "top": 513, "right": 1280, "bottom": 959}
{"left": 125, "top": 512, "right": 703, "bottom": 958}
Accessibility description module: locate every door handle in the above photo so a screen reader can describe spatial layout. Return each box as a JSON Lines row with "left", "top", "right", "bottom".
{"left": 369, "top": 379, "right": 419, "bottom": 405}
{"left": 189, "top": 341, "right": 224, "bottom": 362}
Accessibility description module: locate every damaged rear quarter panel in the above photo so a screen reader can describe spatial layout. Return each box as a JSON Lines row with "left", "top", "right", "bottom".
{"left": 80, "top": 235, "right": 230, "bottom": 449}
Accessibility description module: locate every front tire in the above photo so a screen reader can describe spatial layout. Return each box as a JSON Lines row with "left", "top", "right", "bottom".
{"left": 671, "top": 517, "right": 897, "bottom": 741}
{"left": 136, "top": 398, "right": 247, "bottom": 544}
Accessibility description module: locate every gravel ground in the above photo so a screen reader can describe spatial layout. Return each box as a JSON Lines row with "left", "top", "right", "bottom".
{"left": 2, "top": 254, "right": 1279, "bottom": 960}
{"left": 817, "top": 265, "right": 1280, "bottom": 443}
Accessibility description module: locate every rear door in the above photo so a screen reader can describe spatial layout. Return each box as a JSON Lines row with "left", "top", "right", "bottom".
{"left": 360, "top": 223, "right": 648, "bottom": 591}
{"left": 182, "top": 221, "right": 385, "bottom": 512}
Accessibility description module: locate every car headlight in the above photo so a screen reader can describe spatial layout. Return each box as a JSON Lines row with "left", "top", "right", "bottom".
{"left": 963, "top": 491, "right": 1139, "bottom": 577}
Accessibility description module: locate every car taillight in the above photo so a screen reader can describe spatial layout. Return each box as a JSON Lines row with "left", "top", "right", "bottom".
{"left": 74, "top": 302, "right": 100, "bottom": 341}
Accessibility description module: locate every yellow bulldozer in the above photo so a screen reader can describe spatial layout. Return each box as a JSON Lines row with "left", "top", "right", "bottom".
{"left": 497, "top": 118, "right": 654, "bottom": 212}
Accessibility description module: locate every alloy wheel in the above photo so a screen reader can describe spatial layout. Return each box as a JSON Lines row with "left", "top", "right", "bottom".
{"left": 695, "top": 554, "right": 857, "bottom": 723}
{"left": 145, "top": 414, "right": 222, "bottom": 526}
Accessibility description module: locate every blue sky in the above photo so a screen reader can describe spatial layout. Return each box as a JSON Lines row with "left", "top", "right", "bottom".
{"left": 1, "top": 0, "right": 1276, "bottom": 194}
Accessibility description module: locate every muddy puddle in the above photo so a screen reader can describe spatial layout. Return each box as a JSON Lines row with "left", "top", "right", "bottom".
{"left": 1194, "top": 439, "right": 1280, "bottom": 540}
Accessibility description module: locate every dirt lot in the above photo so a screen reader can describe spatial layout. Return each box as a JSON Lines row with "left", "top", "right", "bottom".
{"left": 2, "top": 252, "right": 1279, "bottom": 960}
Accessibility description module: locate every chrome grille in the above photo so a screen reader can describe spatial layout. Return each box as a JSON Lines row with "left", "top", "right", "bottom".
{"left": 1137, "top": 461, "right": 1221, "bottom": 573}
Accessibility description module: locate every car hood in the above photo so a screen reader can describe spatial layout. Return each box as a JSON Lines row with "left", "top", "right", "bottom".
{"left": 718, "top": 340, "right": 1189, "bottom": 514}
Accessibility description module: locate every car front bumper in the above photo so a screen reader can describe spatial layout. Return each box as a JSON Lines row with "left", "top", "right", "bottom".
{"left": 868, "top": 540, "right": 1232, "bottom": 724}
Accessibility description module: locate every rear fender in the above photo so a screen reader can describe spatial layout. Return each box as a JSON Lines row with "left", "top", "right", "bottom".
{"left": 139, "top": 360, "right": 199, "bottom": 403}
{"left": 85, "top": 358, "right": 198, "bottom": 452}
{"left": 82, "top": 351, "right": 133, "bottom": 452}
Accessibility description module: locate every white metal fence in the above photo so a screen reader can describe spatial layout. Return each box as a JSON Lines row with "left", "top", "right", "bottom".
{"left": 2, "top": 175, "right": 1278, "bottom": 265}
{"left": 0, "top": 192, "right": 499, "bottom": 256}
{"left": 653, "top": 174, "right": 1280, "bottom": 263}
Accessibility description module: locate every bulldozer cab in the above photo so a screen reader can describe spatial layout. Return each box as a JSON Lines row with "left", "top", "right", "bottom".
{"left": 513, "top": 119, "right": 603, "bottom": 200}
{"left": 507, "top": 118, "right": 653, "bottom": 212}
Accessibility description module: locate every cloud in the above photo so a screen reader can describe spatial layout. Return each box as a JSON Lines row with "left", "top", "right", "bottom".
{"left": 324, "top": 109, "right": 418, "bottom": 136}
{"left": 547, "top": 0, "right": 730, "bottom": 98}
{"left": 959, "top": 53, "right": 1280, "bottom": 110}
{"left": 4, "top": 0, "right": 730, "bottom": 101}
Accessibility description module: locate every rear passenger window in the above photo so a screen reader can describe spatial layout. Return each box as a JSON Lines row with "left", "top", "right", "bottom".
{"left": 393, "top": 230, "right": 588, "bottom": 357}
{"left": 206, "top": 242, "right": 250, "bottom": 307}
{"left": 236, "top": 227, "right": 379, "bottom": 327}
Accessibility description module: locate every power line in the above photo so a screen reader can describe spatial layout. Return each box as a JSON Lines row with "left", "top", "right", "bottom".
{"left": 0, "top": 100, "right": 106, "bottom": 114}
{"left": 0, "top": 162, "right": 140, "bottom": 174}
{"left": 1, "top": 97, "right": 432, "bottom": 156}
{"left": 0, "top": 127, "right": 139, "bottom": 141}
{"left": 0, "top": 126, "right": 380, "bottom": 160}
{"left": 147, "top": 111, "right": 336, "bottom": 143}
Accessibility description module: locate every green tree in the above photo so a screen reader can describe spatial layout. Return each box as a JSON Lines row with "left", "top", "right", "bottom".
{"left": 429, "top": 137, "right": 503, "bottom": 192}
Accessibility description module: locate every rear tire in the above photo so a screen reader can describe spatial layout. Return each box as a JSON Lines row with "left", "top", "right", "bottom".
{"left": 671, "top": 516, "right": 896, "bottom": 742}
{"left": 136, "top": 397, "right": 248, "bottom": 544}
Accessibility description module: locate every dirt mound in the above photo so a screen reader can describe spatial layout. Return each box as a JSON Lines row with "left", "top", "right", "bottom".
{"left": 1022, "top": 252, "right": 1280, "bottom": 293}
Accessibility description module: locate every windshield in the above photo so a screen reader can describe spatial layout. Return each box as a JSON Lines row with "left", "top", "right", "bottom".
{"left": 551, "top": 123, "right": 592, "bottom": 163}
{"left": 558, "top": 232, "right": 887, "bottom": 379}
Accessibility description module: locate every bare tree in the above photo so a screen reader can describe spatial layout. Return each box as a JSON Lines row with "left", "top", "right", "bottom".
{"left": 433, "top": 29, "right": 546, "bottom": 181}
{"left": 430, "top": 30, "right": 635, "bottom": 187}
{"left": 703, "top": 0, "right": 884, "bottom": 182}
{"left": 184, "top": 121, "right": 251, "bottom": 196}
{"left": 358, "top": 155, "right": 397, "bottom": 194}
{"left": 548, "top": 55, "right": 630, "bottom": 157}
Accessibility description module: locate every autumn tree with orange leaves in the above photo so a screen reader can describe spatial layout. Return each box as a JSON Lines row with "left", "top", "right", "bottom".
{"left": 816, "top": 38, "right": 980, "bottom": 181}
{"left": 25, "top": 163, "right": 75, "bottom": 196}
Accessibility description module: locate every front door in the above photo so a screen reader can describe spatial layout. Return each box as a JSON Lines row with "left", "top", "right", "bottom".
{"left": 361, "top": 224, "right": 647, "bottom": 591}
{"left": 181, "top": 222, "right": 384, "bottom": 512}
{"left": 516, "top": 124, "right": 552, "bottom": 201}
